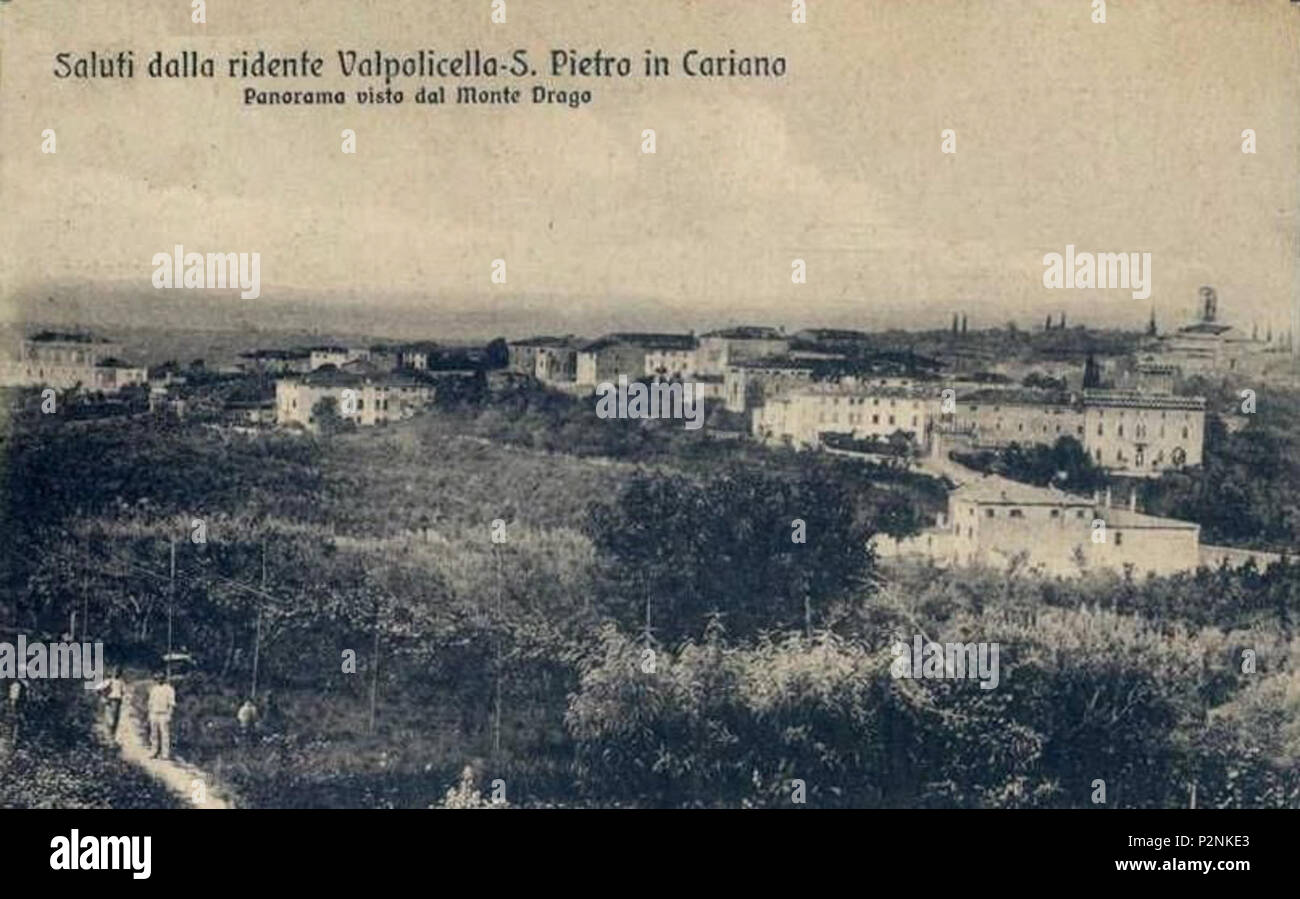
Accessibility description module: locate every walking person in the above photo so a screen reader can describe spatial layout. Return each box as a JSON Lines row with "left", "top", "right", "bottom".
{"left": 236, "top": 697, "right": 259, "bottom": 744}
{"left": 99, "top": 667, "right": 126, "bottom": 740}
{"left": 5, "top": 680, "right": 23, "bottom": 746}
{"left": 146, "top": 672, "right": 176, "bottom": 760}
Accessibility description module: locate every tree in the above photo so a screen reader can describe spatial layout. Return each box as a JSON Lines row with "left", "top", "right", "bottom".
{"left": 586, "top": 468, "right": 875, "bottom": 646}
{"left": 1082, "top": 353, "right": 1101, "bottom": 388}
{"left": 485, "top": 337, "right": 509, "bottom": 370}
{"left": 311, "top": 396, "right": 346, "bottom": 435}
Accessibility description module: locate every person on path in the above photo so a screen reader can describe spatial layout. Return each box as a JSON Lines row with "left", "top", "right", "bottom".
{"left": 147, "top": 672, "right": 176, "bottom": 760}
{"left": 99, "top": 667, "right": 126, "bottom": 738}
{"left": 236, "top": 697, "right": 258, "bottom": 742}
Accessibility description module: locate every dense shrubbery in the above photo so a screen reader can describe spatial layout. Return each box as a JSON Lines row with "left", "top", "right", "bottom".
{"left": 0, "top": 680, "right": 179, "bottom": 808}
{"left": 1140, "top": 409, "right": 1300, "bottom": 550}
{"left": 952, "top": 435, "right": 1108, "bottom": 495}
{"left": 5, "top": 403, "right": 1300, "bottom": 807}
{"left": 587, "top": 468, "right": 875, "bottom": 645}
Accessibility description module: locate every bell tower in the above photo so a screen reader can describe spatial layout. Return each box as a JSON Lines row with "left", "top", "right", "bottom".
{"left": 1199, "top": 286, "right": 1217, "bottom": 323}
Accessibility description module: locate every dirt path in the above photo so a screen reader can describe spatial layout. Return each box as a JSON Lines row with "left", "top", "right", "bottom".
{"left": 111, "top": 681, "right": 232, "bottom": 809}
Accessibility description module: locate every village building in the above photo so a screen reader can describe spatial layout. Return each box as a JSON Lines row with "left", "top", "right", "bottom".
{"left": 1152, "top": 287, "right": 1274, "bottom": 375}
{"left": 878, "top": 474, "right": 1201, "bottom": 577}
{"left": 696, "top": 326, "right": 790, "bottom": 375}
{"left": 752, "top": 382, "right": 931, "bottom": 448}
{"left": 507, "top": 336, "right": 580, "bottom": 384}
{"left": 0, "top": 331, "right": 147, "bottom": 393}
{"left": 274, "top": 367, "right": 433, "bottom": 431}
{"left": 575, "top": 333, "right": 698, "bottom": 385}
{"left": 395, "top": 342, "right": 439, "bottom": 371}
{"left": 238, "top": 348, "right": 312, "bottom": 375}
{"left": 1081, "top": 390, "right": 1205, "bottom": 474}
{"left": 935, "top": 388, "right": 1205, "bottom": 477}
{"left": 307, "top": 345, "right": 370, "bottom": 370}
{"left": 723, "top": 358, "right": 818, "bottom": 412}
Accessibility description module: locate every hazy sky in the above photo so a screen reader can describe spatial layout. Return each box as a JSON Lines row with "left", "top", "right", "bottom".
{"left": 2, "top": 0, "right": 1297, "bottom": 336}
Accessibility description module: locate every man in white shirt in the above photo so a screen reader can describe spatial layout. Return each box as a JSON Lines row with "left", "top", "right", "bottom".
{"left": 146, "top": 672, "right": 176, "bottom": 760}
{"left": 236, "top": 698, "right": 259, "bottom": 743}
{"left": 99, "top": 667, "right": 127, "bottom": 738}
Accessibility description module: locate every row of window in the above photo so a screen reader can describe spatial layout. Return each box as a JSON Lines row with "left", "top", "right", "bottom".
{"left": 819, "top": 412, "right": 920, "bottom": 427}
{"left": 958, "top": 511, "right": 1124, "bottom": 544}
{"left": 967, "top": 506, "right": 1090, "bottom": 520}
{"left": 831, "top": 396, "right": 920, "bottom": 409}
{"left": 1097, "top": 423, "right": 1189, "bottom": 438}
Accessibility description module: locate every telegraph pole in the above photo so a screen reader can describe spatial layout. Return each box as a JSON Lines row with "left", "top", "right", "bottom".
{"left": 367, "top": 596, "right": 380, "bottom": 735}
{"left": 251, "top": 544, "right": 265, "bottom": 701}
{"left": 493, "top": 545, "right": 503, "bottom": 757}
{"left": 166, "top": 539, "right": 176, "bottom": 678}
{"left": 81, "top": 536, "right": 89, "bottom": 641}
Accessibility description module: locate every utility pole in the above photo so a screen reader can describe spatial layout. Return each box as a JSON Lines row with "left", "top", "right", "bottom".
{"left": 166, "top": 539, "right": 176, "bottom": 678}
{"left": 643, "top": 574, "right": 652, "bottom": 645}
{"left": 493, "top": 545, "right": 503, "bottom": 757}
{"left": 251, "top": 544, "right": 265, "bottom": 701}
{"left": 367, "top": 596, "right": 380, "bottom": 736}
{"left": 81, "top": 536, "right": 89, "bottom": 641}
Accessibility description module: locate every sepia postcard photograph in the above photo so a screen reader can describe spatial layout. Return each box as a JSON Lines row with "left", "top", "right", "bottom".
{"left": 1, "top": 0, "right": 1297, "bottom": 882}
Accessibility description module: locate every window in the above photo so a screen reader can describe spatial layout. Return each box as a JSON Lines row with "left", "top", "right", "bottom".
{"left": 872, "top": 414, "right": 879, "bottom": 424}
{"left": 1182, "top": 426, "right": 1189, "bottom": 439}
{"left": 1009, "top": 509, "right": 1024, "bottom": 518}
{"left": 985, "top": 509, "right": 995, "bottom": 518}
{"left": 1076, "top": 510, "right": 1085, "bottom": 518}
{"left": 1115, "top": 532, "right": 1123, "bottom": 546}
{"left": 1050, "top": 509, "right": 1060, "bottom": 518}
{"left": 1097, "top": 424, "right": 1104, "bottom": 436}
{"left": 888, "top": 415, "right": 895, "bottom": 425}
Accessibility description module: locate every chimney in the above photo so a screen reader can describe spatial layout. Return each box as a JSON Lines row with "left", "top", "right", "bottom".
{"left": 1105, "top": 487, "right": 1112, "bottom": 508}
{"left": 1129, "top": 488, "right": 1137, "bottom": 513}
